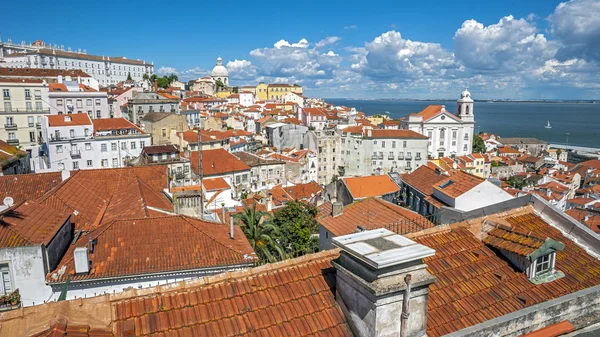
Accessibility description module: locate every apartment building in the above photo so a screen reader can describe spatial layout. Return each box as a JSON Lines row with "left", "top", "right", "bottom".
{"left": 36, "top": 114, "right": 149, "bottom": 172}
{"left": 0, "top": 78, "right": 49, "bottom": 151}
{"left": 47, "top": 80, "right": 109, "bottom": 119}
{"left": 127, "top": 92, "right": 180, "bottom": 124}
{"left": 304, "top": 129, "right": 341, "bottom": 185}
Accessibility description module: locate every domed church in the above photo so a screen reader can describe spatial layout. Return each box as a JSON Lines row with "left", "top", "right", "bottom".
{"left": 211, "top": 57, "right": 229, "bottom": 86}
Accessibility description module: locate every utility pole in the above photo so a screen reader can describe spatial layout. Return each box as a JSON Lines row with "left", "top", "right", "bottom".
{"left": 197, "top": 128, "right": 204, "bottom": 219}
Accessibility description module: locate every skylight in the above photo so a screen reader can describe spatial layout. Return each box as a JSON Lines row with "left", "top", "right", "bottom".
{"left": 440, "top": 180, "right": 454, "bottom": 189}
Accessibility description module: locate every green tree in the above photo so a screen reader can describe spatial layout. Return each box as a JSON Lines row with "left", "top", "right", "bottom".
{"left": 272, "top": 201, "right": 319, "bottom": 255}
{"left": 157, "top": 76, "right": 170, "bottom": 89}
{"left": 127, "top": 72, "right": 132, "bottom": 81}
{"left": 168, "top": 74, "right": 178, "bottom": 84}
{"left": 142, "top": 73, "right": 149, "bottom": 81}
{"left": 235, "top": 205, "right": 284, "bottom": 262}
{"left": 150, "top": 74, "right": 158, "bottom": 82}
{"left": 215, "top": 80, "right": 224, "bottom": 88}
{"left": 472, "top": 133, "right": 486, "bottom": 154}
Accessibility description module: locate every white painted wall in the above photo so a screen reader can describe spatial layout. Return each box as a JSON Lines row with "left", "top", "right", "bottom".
{"left": 454, "top": 180, "right": 514, "bottom": 211}
{"left": 0, "top": 246, "right": 53, "bottom": 307}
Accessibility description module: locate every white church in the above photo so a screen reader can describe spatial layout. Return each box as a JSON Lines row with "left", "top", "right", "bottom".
{"left": 401, "top": 90, "right": 475, "bottom": 159}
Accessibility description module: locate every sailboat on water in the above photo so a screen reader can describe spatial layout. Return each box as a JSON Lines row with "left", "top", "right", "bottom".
{"left": 545, "top": 120, "right": 552, "bottom": 129}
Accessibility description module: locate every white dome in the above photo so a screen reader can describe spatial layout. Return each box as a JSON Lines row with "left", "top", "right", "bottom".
{"left": 211, "top": 57, "right": 229, "bottom": 77}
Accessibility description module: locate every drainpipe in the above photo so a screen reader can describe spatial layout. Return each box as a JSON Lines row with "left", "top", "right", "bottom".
{"left": 400, "top": 274, "right": 412, "bottom": 337}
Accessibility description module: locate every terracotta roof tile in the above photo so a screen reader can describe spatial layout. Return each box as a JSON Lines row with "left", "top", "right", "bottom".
{"left": 203, "top": 178, "right": 230, "bottom": 191}
{"left": 31, "top": 319, "right": 113, "bottom": 337}
{"left": 368, "top": 129, "right": 428, "bottom": 139}
{"left": 482, "top": 228, "right": 545, "bottom": 256}
{"left": 0, "top": 201, "right": 70, "bottom": 248}
{"left": 401, "top": 165, "right": 450, "bottom": 196}
{"left": 47, "top": 113, "right": 92, "bottom": 127}
{"left": 48, "top": 215, "right": 255, "bottom": 283}
{"left": 417, "top": 211, "right": 600, "bottom": 337}
{"left": 0, "top": 172, "right": 62, "bottom": 205}
{"left": 92, "top": 118, "right": 145, "bottom": 134}
{"left": 187, "top": 149, "right": 250, "bottom": 177}
{"left": 319, "top": 197, "right": 434, "bottom": 236}
{"left": 342, "top": 175, "right": 400, "bottom": 198}
{"left": 111, "top": 250, "right": 351, "bottom": 337}
{"left": 433, "top": 170, "right": 484, "bottom": 199}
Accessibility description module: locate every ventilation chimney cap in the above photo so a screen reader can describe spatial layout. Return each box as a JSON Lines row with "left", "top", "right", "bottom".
{"left": 332, "top": 228, "right": 435, "bottom": 269}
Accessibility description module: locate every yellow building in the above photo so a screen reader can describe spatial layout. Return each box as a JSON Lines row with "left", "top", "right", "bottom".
{"left": 215, "top": 87, "right": 232, "bottom": 99}
{"left": 429, "top": 153, "right": 486, "bottom": 178}
{"left": 0, "top": 79, "right": 50, "bottom": 151}
{"left": 367, "top": 116, "right": 386, "bottom": 125}
{"left": 239, "top": 86, "right": 256, "bottom": 95}
{"left": 256, "top": 82, "right": 268, "bottom": 101}
{"left": 267, "top": 84, "right": 303, "bottom": 101}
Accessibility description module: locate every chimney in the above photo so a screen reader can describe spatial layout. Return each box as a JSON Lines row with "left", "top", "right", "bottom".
{"left": 222, "top": 207, "right": 226, "bottom": 224}
{"left": 73, "top": 247, "right": 90, "bottom": 274}
{"left": 332, "top": 201, "right": 344, "bottom": 217}
{"left": 230, "top": 215, "right": 235, "bottom": 240}
{"left": 61, "top": 169, "right": 70, "bottom": 181}
{"left": 332, "top": 229, "right": 436, "bottom": 337}
{"left": 267, "top": 200, "right": 273, "bottom": 212}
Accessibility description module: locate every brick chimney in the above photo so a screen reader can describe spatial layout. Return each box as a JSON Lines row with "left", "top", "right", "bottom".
{"left": 332, "top": 229, "right": 436, "bottom": 337}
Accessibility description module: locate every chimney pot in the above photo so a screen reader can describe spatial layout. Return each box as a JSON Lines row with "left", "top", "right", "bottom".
{"left": 230, "top": 215, "right": 235, "bottom": 240}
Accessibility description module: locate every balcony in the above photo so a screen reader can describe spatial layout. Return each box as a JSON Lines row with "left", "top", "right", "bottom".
{"left": 6, "top": 139, "right": 19, "bottom": 146}
{"left": 70, "top": 149, "right": 81, "bottom": 158}
{"left": 36, "top": 122, "right": 41, "bottom": 128}
{"left": 0, "top": 108, "right": 50, "bottom": 113}
{"left": 4, "top": 123, "right": 17, "bottom": 130}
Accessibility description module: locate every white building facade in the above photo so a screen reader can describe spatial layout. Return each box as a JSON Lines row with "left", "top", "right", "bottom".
{"left": 48, "top": 79, "right": 110, "bottom": 119}
{"left": 402, "top": 90, "right": 475, "bottom": 159}
{"left": 0, "top": 41, "right": 154, "bottom": 87}
{"left": 36, "top": 114, "right": 149, "bottom": 172}
{"left": 211, "top": 57, "right": 229, "bottom": 86}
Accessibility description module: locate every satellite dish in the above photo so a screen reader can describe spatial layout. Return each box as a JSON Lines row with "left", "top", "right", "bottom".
{"left": 3, "top": 197, "right": 14, "bottom": 208}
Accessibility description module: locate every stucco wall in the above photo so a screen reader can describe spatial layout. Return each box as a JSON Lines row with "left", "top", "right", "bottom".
{"left": 0, "top": 245, "right": 53, "bottom": 306}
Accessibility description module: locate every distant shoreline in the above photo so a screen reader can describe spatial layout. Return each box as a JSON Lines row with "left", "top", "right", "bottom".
{"left": 324, "top": 98, "right": 600, "bottom": 104}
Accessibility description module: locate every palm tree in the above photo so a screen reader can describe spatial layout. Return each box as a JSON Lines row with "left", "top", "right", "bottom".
{"left": 235, "top": 205, "right": 285, "bottom": 262}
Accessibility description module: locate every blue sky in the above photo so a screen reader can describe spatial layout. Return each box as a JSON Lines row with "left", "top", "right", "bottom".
{"left": 2, "top": 0, "right": 599, "bottom": 99}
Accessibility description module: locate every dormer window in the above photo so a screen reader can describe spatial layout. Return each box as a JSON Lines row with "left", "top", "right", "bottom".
{"left": 483, "top": 227, "right": 565, "bottom": 284}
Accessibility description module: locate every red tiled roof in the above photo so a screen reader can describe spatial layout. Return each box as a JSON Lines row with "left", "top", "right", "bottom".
{"left": 433, "top": 170, "right": 484, "bottom": 199}
{"left": 342, "top": 175, "right": 400, "bottom": 198}
{"left": 0, "top": 68, "right": 90, "bottom": 78}
{"left": 0, "top": 201, "right": 70, "bottom": 248}
{"left": 283, "top": 181, "right": 322, "bottom": 200}
{"left": 48, "top": 215, "right": 255, "bottom": 283}
{"left": 416, "top": 211, "right": 600, "bottom": 337}
{"left": 568, "top": 197, "right": 595, "bottom": 205}
{"left": 203, "top": 177, "right": 230, "bottom": 191}
{"left": 402, "top": 165, "right": 450, "bottom": 196}
{"left": 92, "top": 118, "right": 144, "bottom": 134}
{"left": 282, "top": 117, "right": 303, "bottom": 125}
{"left": 498, "top": 146, "right": 521, "bottom": 154}
{"left": 368, "top": 129, "right": 428, "bottom": 139}
{"left": 304, "top": 107, "right": 326, "bottom": 116}
{"left": 319, "top": 197, "right": 434, "bottom": 236}
{"left": 521, "top": 320, "right": 575, "bottom": 337}
{"left": 111, "top": 249, "right": 350, "bottom": 337}
{"left": 47, "top": 113, "right": 92, "bottom": 127}
{"left": 0, "top": 172, "right": 63, "bottom": 205}
{"left": 482, "top": 228, "right": 545, "bottom": 256}
{"left": 187, "top": 149, "right": 250, "bottom": 176}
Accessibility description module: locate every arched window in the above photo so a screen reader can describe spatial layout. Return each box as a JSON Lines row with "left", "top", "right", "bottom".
{"left": 466, "top": 105, "right": 470, "bottom": 115}
{"left": 440, "top": 128, "right": 445, "bottom": 139}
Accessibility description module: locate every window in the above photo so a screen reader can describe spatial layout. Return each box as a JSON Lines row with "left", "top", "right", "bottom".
{"left": 26, "top": 102, "right": 32, "bottom": 111}
{"left": 382, "top": 141, "right": 385, "bottom": 148}
{"left": 101, "top": 144, "right": 107, "bottom": 152}
{"left": 130, "top": 142, "right": 136, "bottom": 149}
{"left": 407, "top": 152, "right": 412, "bottom": 159}
{"left": 236, "top": 175, "right": 241, "bottom": 184}
{"left": 101, "top": 159, "right": 108, "bottom": 167}
{"left": 69, "top": 129, "right": 75, "bottom": 138}
{"left": 73, "top": 161, "right": 79, "bottom": 170}
{"left": 0, "top": 264, "right": 13, "bottom": 295}
{"left": 35, "top": 102, "right": 42, "bottom": 111}
{"left": 4, "top": 102, "right": 12, "bottom": 112}
{"left": 452, "top": 130, "right": 457, "bottom": 140}
{"left": 463, "top": 144, "right": 468, "bottom": 151}
{"left": 403, "top": 141, "right": 407, "bottom": 148}
{"left": 85, "top": 143, "right": 91, "bottom": 150}
{"left": 388, "top": 151, "right": 394, "bottom": 160}
{"left": 535, "top": 255, "right": 552, "bottom": 275}
{"left": 440, "top": 129, "right": 445, "bottom": 139}
{"left": 95, "top": 99, "right": 101, "bottom": 106}
{"left": 112, "top": 158, "right": 118, "bottom": 167}
{"left": 416, "top": 152, "right": 422, "bottom": 160}
{"left": 29, "top": 131, "right": 36, "bottom": 142}
{"left": 28, "top": 116, "right": 34, "bottom": 127}
{"left": 76, "top": 99, "right": 82, "bottom": 108}
{"left": 161, "top": 128, "right": 167, "bottom": 137}
{"left": 121, "top": 142, "right": 126, "bottom": 150}
{"left": 57, "top": 145, "right": 63, "bottom": 153}
{"left": 111, "top": 143, "right": 117, "bottom": 151}
{"left": 464, "top": 134, "right": 469, "bottom": 141}
{"left": 57, "top": 99, "right": 64, "bottom": 106}
{"left": 398, "top": 152, "right": 404, "bottom": 160}
{"left": 96, "top": 110, "right": 101, "bottom": 118}
{"left": 3, "top": 89, "right": 10, "bottom": 99}
{"left": 140, "top": 141, "right": 145, "bottom": 149}
{"left": 392, "top": 141, "right": 396, "bottom": 148}
{"left": 86, "top": 99, "right": 92, "bottom": 106}
{"left": 66, "top": 99, "right": 72, "bottom": 106}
